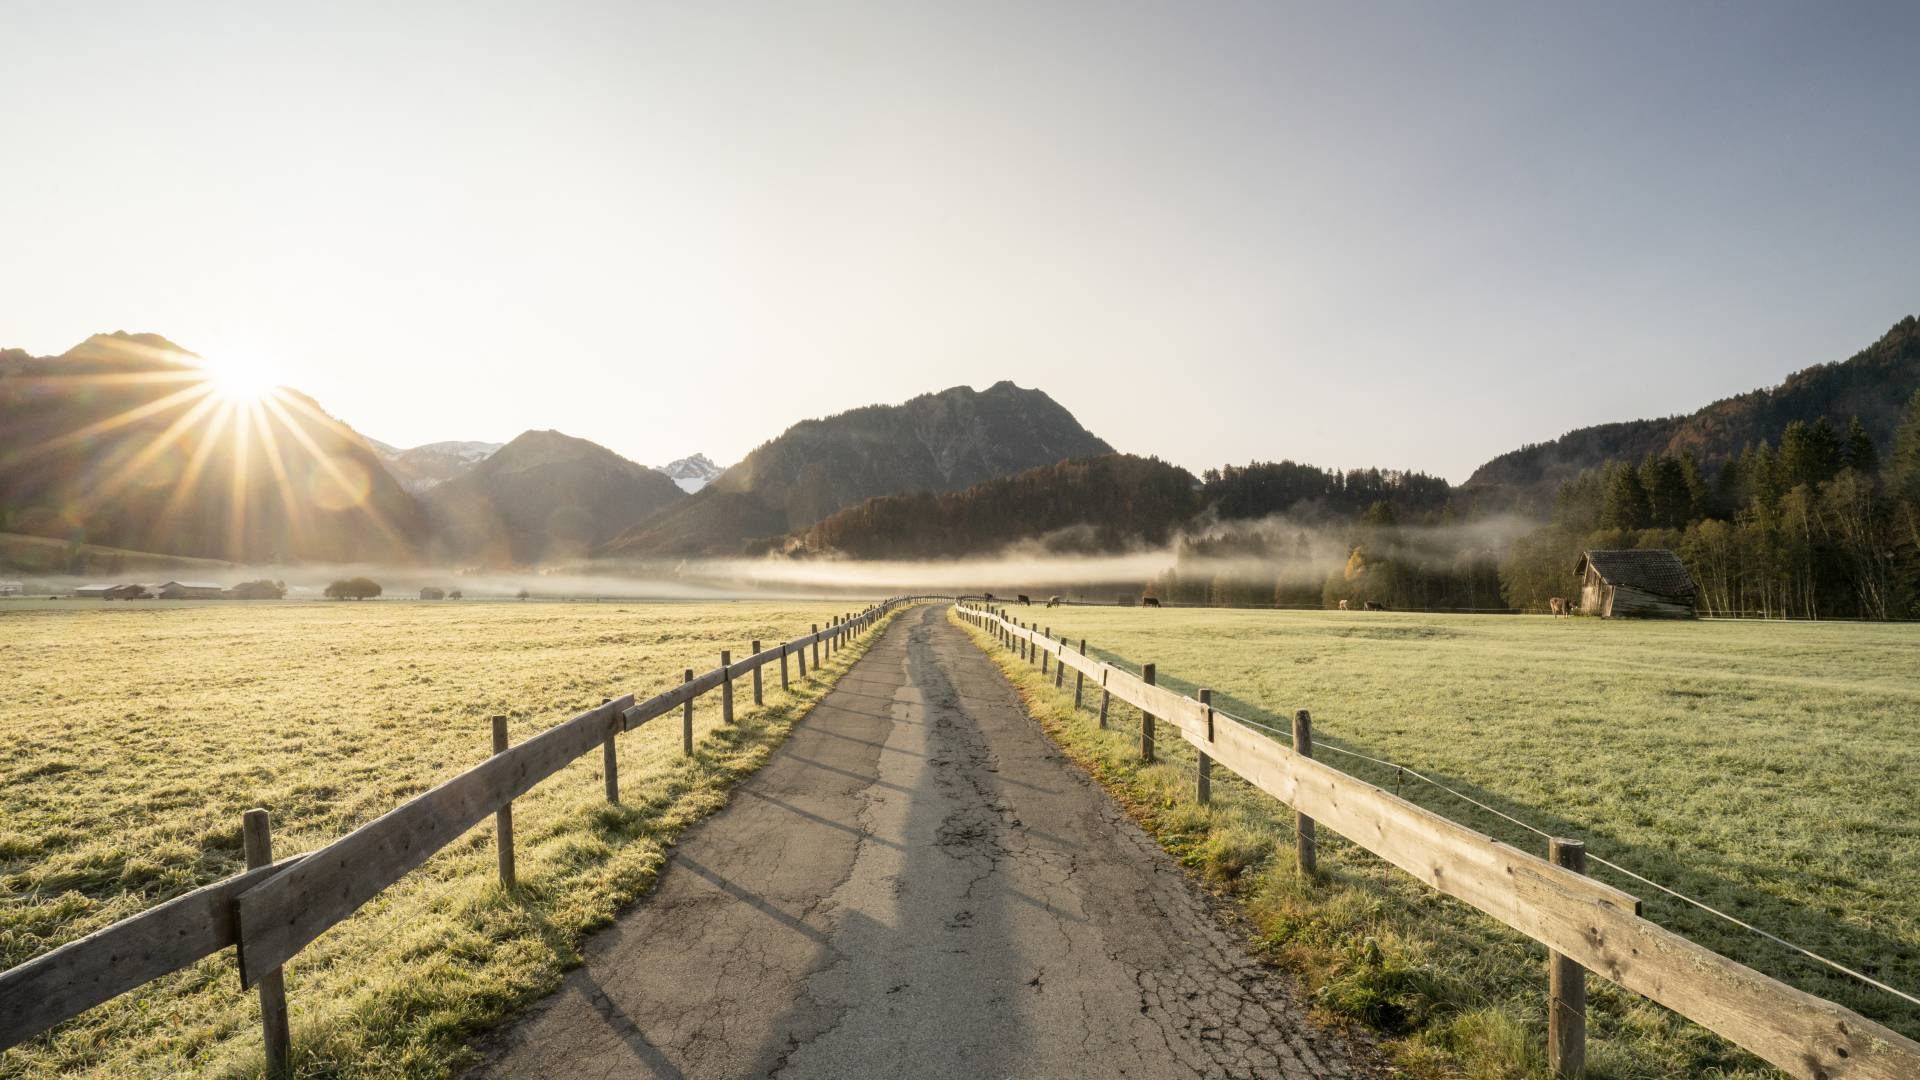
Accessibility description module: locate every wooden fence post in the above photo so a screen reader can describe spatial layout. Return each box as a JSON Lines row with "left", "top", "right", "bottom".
{"left": 1549, "top": 838, "right": 1588, "bottom": 1078}
{"left": 682, "top": 669, "right": 694, "bottom": 756}
{"left": 1197, "top": 689, "right": 1213, "bottom": 805}
{"left": 752, "top": 641, "right": 764, "bottom": 705}
{"left": 721, "top": 651, "right": 734, "bottom": 723}
{"left": 243, "top": 809, "right": 291, "bottom": 1078}
{"left": 780, "top": 643, "right": 790, "bottom": 690}
{"left": 1141, "top": 663, "right": 1156, "bottom": 763}
{"left": 1054, "top": 635, "right": 1065, "bottom": 688}
{"left": 1099, "top": 669, "right": 1110, "bottom": 728}
{"left": 1074, "top": 639, "right": 1086, "bottom": 708}
{"left": 1293, "top": 710, "right": 1316, "bottom": 877}
{"left": 811, "top": 625, "right": 820, "bottom": 670}
{"left": 491, "top": 716, "right": 516, "bottom": 889}
{"left": 600, "top": 698, "right": 619, "bottom": 804}
{"left": 1041, "top": 626, "right": 1050, "bottom": 676}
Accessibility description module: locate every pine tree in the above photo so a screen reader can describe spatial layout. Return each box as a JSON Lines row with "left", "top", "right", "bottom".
{"left": 1780, "top": 418, "right": 1841, "bottom": 490}
{"left": 1843, "top": 415, "right": 1879, "bottom": 476}
{"left": 1602, "top": 463, "right": 1651, "bottom": 530}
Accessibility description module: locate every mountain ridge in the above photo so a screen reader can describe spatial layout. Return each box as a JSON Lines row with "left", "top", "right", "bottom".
{"left": 1465, "top": 316, "right": 1920, "bottom": 507}
{"left": 425, "top": 429, "right": 684, "bottom": 566}
{"left": 602, "top": 381, "right": 1115, "bottom": 557}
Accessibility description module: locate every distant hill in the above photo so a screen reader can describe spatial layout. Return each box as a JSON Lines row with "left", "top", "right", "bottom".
{"left": 1466, "top": 316, "right": 1920, "bottom": 507}
{"left": 603, "top": 382, "right": 1114, "bottom": 556}
{"left": 793, "top": 454, "right": 1200, "bottom": 558}
{"left": 369, "top": 439, "right": 504, "bottom": 492}
{"left": 426, "top": 429, "right": 684, "bottom": 565}
{"left": 658, "top": 453, "right": 724, "bottom": 494}
{"left": 0, "top": 332, "right": 429, "bottom": 563}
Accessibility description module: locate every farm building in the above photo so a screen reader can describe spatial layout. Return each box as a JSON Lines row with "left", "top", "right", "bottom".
{"left": 157, "top": 581, "right": 225, "bottom": 600}
{"left": 74, "top": 583, "right": 151, "bottom": 599}
{"left": 1575, "top": 549, "right": 1698, "bottom": 618}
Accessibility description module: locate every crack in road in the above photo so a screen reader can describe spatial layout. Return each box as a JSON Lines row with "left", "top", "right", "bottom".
{"left": 466, "top": 606, "right": 1378, "bottom": 1080}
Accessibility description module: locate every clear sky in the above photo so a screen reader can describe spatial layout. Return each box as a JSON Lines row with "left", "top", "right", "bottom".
{"left": 4, "top": 2, "right": 1916, "bottom": 480}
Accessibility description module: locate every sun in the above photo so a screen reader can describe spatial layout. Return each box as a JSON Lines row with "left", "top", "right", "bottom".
{"left": 199, "top": 356, "right": 280, "bottom": 403}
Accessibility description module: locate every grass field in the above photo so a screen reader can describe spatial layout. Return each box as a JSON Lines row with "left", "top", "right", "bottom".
{"left": 956, "top": 606, "right": 1920, "bottom": 1079}
{"left": 0, "top": 597, "right": 891, "bottom": 1079}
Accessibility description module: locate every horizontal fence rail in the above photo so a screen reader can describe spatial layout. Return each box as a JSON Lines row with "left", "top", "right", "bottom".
{"left": 0, "top": 595, "right": 951, "bottom": 1062}
{"left": 956, "top": 601, "right": 1920, "bottom": 1080}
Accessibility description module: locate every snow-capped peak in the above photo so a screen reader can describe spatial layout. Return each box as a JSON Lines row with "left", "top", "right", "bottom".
{"left": 659, "top": 453, "right": 724, "bottom": 493}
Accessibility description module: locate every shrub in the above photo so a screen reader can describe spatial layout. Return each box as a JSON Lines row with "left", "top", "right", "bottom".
{"left": 325, "top": 577, "right": 382, "bottom": 600}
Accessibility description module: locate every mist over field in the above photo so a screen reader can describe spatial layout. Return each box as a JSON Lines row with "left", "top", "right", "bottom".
{"left": 4, "top": 512, "right": 1550, "bottom": 605}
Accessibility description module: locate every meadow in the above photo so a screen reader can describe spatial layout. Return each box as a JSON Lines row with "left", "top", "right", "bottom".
{"left": 957, "top": 606, "right": 1920, "bottom": 1079}
{"left": 0, "top": 597, "right": 891, "bottom": 1079}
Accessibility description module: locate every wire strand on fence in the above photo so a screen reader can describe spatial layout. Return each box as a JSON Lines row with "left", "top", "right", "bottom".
{"left": 1221, "top": 707, "right": 1920, "bottom": 1009}
{"left": 960, "top": 605, "right": 1920, "bottom": 1013}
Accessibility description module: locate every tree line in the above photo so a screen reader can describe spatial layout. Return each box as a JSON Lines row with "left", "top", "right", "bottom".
{"left": 1500, "top": 397, "right": 1920, "bottom": 618}
{"left": 1144, "top": 397, "right": 1920, "bottom": 618}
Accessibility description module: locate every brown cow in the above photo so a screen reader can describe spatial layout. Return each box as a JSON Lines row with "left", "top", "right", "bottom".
{"left": 1142, "top": 596, "right": 1162, "bottom": 608}
{"left": 1549, "top": 597, "right": 1570, "bottom": 617}
{"left": 1364, "top": 600, "right": 1387, "bottom": 611}
{"left": 1017, "top": 594, "right": 1032, "bottom": 606}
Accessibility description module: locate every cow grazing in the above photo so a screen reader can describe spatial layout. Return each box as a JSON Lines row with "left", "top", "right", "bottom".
{"left": 1337, "top": 600, "right": 1349, "bottom": 611}
{"left": 1046, "top": 595, "right": 1061, "bottom": 608}
{"left": 1549, "top": 597, "right": 1569, "bottom": 617}
{"left": 983, "top": 592, "right": 995, "bottom": 602}
{"left": 1364, "top": 600, "right": 1387, "bottom": 611}
{"left": 1017, "top": 594, "right": 1032, "bottom": 606}
{"left": 1142, "top": 596, "right": 1162, "bottom": 608}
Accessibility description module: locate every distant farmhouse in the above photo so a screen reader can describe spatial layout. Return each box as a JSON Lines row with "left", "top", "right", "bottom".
{"left": 157, "top": 581, "right": 224, "bottom": 600}
{"left": 75, "top": 583, "right": 151, "bottom": 599}
{"left": 1576, "top": 550, "right": 1698, "bottom": 618}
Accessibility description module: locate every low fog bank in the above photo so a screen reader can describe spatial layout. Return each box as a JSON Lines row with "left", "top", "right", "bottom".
{"left": 4, "top": 513, "right": 1543, "bottom": 606}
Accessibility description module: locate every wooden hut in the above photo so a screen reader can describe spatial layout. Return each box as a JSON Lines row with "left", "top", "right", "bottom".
{"left": 1575, "top": 550, "right": 1698, "bottom": 618}
{"left": 158, "top": 580, "right": 224, "bottom": 600}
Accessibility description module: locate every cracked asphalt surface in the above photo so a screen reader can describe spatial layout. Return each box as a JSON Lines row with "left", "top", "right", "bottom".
{"left": 468, "top": 605, "right": 1373, "bottom": 1079}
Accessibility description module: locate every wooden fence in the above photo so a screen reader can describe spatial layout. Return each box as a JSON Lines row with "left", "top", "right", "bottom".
{"left": 0, "top": 595, "right": 944, "bottom": 1070}
{"left": 957, "top": 601, "right": 1920, "bottom": 1080}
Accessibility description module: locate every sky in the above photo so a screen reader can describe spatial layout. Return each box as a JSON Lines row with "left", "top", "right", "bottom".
{"left": 3, "top": 1, "right": 1917, "bottom": 481}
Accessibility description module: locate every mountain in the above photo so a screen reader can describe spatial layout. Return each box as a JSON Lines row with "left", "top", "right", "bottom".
{"left": 793, "top": 454, "right": 1201, "bottom": 558}
{"left": 1466, "top": 316, "right": 1920, "bottom": 508}
{"left": 0, "top": 332, "right": 429, "bottom": 563}
{"left": 425, "top": 429, "right": 684, "bottom": 566}
{"left": 602, "top": 381, "right": 1115, "bottom": 557}
{"left": 370, "top": 439, "right": 505, "bottom": 492}
{"left": 659, "top": 453, "right": 724, "bottom": 494}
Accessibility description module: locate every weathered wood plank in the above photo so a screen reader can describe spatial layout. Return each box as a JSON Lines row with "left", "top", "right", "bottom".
{"left": 0, "top": 853, "right": 303, "bottom": 1051}
{"left": 975, "top": 607, "right": 1920, "bottom": 1080}
{"left": 235, "top": 694, "right": 635, "bottom": 986}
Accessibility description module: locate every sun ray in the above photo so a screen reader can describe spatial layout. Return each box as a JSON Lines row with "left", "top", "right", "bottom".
{"left": 226, "top": 400, "right": 254, "bottom": 559}
{"left": 1, "top": 381, "right": 216, "bottom": 467}
{"left": 70, "top": 390, "right": 228, "bottom": 515}
{"left": 261, "top": 394, "right": 412, "bottom": 553}
{"left": 268, "top": 389, "right": 386, "bottom": 449}
{"left": 10, "top": 369, "right": 210, "bottom": 390}
{"left": 248, "top": 399, "right": 310, "bottom": 553}
{"left": 151, "top": 403, "right": 235, "bottom": 549}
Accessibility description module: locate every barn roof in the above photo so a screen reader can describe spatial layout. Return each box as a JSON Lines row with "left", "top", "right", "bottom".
{"left": 1576, "top": 549, "right": 1697, "bottom": 598}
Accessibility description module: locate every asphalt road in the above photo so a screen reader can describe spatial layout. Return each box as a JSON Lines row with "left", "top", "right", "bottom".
{"left": 469, "top": 604, "right": 1371, "bottom": 1079}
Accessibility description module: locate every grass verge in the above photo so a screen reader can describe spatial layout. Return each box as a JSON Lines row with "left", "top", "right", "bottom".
{"left": 1, "top": 600, "right": 903, "bottom": 1079}
{"left": 948, "top": 607, "right": 1781, "bottom": 1080}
